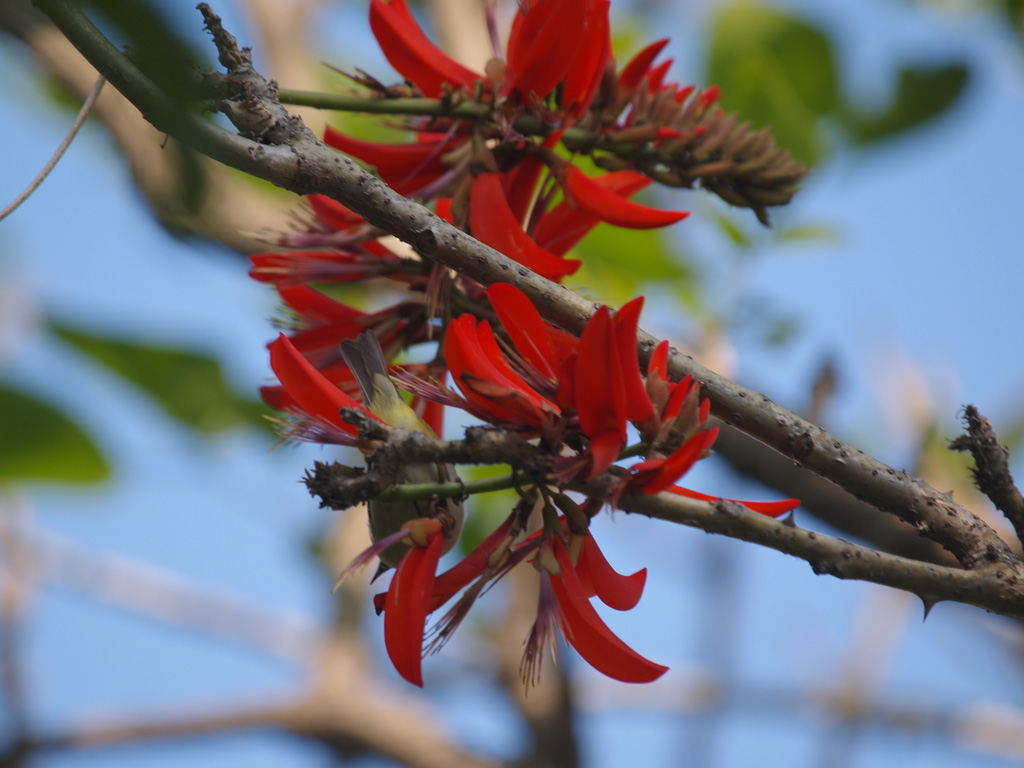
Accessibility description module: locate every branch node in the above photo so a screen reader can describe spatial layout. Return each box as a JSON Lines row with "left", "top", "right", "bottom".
{"left": 950, "top": 404, "right": 1024, "bottom": 547}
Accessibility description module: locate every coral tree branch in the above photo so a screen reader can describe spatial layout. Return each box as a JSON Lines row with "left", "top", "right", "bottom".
{"left": 35, "top": 0, "right": 1024, "bottom": 601}
{"left": 306, "top": 438, "right": 1024, "bottom": 620}
{"left": 951, "top": 405, "right": 1024, "bottom": 546}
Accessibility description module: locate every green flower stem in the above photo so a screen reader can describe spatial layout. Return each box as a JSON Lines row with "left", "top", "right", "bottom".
{"left": 375, "top": 442, "right": 653, "bottom": 504}
{"left": 276, "top": 88, "right": 583, "bottom": 145}
{"left": 277, "top": 89, "right": 489, "bottom": 119}
{"left": 376, "top": 472, "right": 519, "bottom": 502}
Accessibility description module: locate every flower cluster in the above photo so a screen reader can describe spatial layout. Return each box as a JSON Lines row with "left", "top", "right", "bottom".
{"left": 254, "top": 0, "right": 800, "bottom": 687}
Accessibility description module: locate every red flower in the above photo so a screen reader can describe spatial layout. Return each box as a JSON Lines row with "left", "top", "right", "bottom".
{"left": 324, "top": 126, "right": 465, "bottom": 196}
{"left": 371, "top": 509, "right": 666, "bottom": 686}
{"left": 369, "top": 0, "right": 481, "bottom": 98}
{"left": 544, "top": 536, "right": 667, "bottom": 683}
{"left": 469, "top": 174, "right": 581, "bottom": 281}
{"left": 561, "top": 166, "right": 690, "bottom": 230}
{"left": 267, "top": 333, "right": 376, "bottom": 438}
{"left": 383, "top": 525, "right": 446, "bottom": 686}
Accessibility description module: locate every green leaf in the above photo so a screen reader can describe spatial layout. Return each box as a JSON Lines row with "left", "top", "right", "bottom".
{"left": 842, "top": 64, "right": 969, "bottom": 145}
{"left": 0, "top": 384, "right": 109, "bottom": 485}
{"left": 567, "top": 222, "right": 699, "bottom": 311}
{"left": 51, "top": 322, "right": 273, "bottom": 435}
{"left": 773, "top": 223, "right": 842, "bottom": 246}
{"left": 707, "top": 2, "right": 839, "bottom": 166}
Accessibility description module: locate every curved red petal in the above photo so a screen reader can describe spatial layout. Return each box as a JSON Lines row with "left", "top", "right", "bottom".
{"left": 667, "top": 486, "right": 800, "bottom": 518}
{"left": 587, "top": 430, "right": 625, "bottom": 480}
{"left": 277, "top": 285, "right": 367, "bottom": 325}
{"left": 550, "top": 539, "right": 667, "bottom": 683}
{"left": 383, "top": 532, "right": 445, "bottom": 686}
{"left": 487, "top": 283, "right": 559, "bottom": 378}
{"left": 645, "top": 58, "right": 673, "bottom": 93}
{"left": 446, "top": 315, "right": 551, "bottom": 425}
{"left": 267, "top": 334, "right": 374, "bottom": 432}
{"left": 429, "top": 512, "right": 517, "bottom": 611}
{"left": 576, "top": 307, "right": 626, "bottom": 441}
{"left": 534, "top": 171, "right": 653, "bottom": 255}
{"left": 506, "top": 0, "right": 587, "bottom": 102}
{"left": 642, "top": 428, "right": 719, "bottom": 495}
{"left": 612, "top": 297, "right": 654, "bottom": 424}
{"left": 648, "top": 340, "right": 670, "bottom": 379}
{"left": 564, "top": 166, "right": 689, "bottom": 230}
{"left": 562, "top": 1, "right": 611, "bottom": 118}
{"left": 324, "top": 126, "right": 455, "bottom": 190}
{"left": 369, "top": 0, "right": 480, "bottom": 97}
{"left": 618, "top": 38, "right": 670, "bottom": 94}
{"left": 470, "top": 174, "right": 580, "bottom": 280}
{"left": 576, "top": 534, "right": 646, "bottom": 610}
{"left": 307, "top": 194, "right": 364, "bottom": 231}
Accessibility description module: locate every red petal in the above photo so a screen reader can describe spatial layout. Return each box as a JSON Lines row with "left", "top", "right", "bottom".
{"left": 550, "top": 538, "right": 667, "bottom": 683}
{"left": 564, "top": 166, "right": 689, "bottom": 230}
{"left": 645, "top": 58, "right": 673, "bottom": 93}
{"left": 445, "top": 315, "right": 552, "bottom": 425}
{"left": 612, "top": 297, "right": 654, "bottom": 424}
{"left": 267, "top": 334, "right": 374, "bottom": 432}
{"left": 470, "top": 174, "right": 580, "bottom": 280}
{"left": 277, "top": 285, "right": 367, "bottom": 325}
{"left": 648, "top": 340, "right": 669, "bottom": 380}
{"left": 587, "top": 430, "right": 625, "bottom": 480}
{"left": 307, "top": 194, "right": 364, "bottom": 231}
{"left": 505, "top": 0, "right": 587, "bottom": 102}
{"left": 618, "top": 38, "right": 670, "bottom": 94}
{"left": 383, "top": 532, "right": 445, "bottom": 686}
{"left": 428, "top": 512, "right": 517, "bottom": 611}
{"left": 698, "top": 84, "right": 721, "bottom": 111}
{"left": 534, "top": 171, "right": 652, "bottom": 255}
{"left": 324, "top": 126, "right": 456, "bottom": 191}
{"left": 369, "top": 0, "right": 480, "bottom": 97}
{"left": 576, "top": 307, "right": 626, "bottom": 442}
{"left": 434, "top": 197, "right": 453, "bottom": 223}
{"left": 576, "top": 533, "right": 647, "bottom": 611}
{"left": 487, "top": 283, "right": 559, "bottom": 379}
{"left": 562, "top": 1, "right": 611, "bottom": 118}
{"left": 641, "top": 428, "right": 719, "bottom": 495}
{"left": 667, "top": 486, "right": 800, "bottom": 518}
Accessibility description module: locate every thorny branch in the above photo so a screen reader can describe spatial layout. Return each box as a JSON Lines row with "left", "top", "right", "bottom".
{"left": 951, "top": 405, "right": 1024, "bottom": 547}
{"left": 32, "top": 0, "right": 1024, "bottom": 610}
{"left": 306, "top": 433, "right": 1024, "bottom": 619}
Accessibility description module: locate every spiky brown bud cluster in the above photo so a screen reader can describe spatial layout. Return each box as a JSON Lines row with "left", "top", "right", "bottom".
{"left": 576, "top": 75, "right": 808, "bottom": 226}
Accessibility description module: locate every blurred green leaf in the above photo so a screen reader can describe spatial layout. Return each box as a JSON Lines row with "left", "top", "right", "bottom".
{"left": 84, "top": 0, "right": 211, "bottom": 216}
{"left": 707, "top": 2, "right": 838, "bottom": 166}
{"left": 841, "top": 64, "right": 969, "bottom": 145}
{"left": 456, "top": 464, "right": 517, "bottom": 556}
{"left": 712, "top": 211, "right": 752, "bottom": 250}
{"left": 0, "top": 384, "right": 109, "bottom": 485}
{"left": 773, "top": 223, "right": 842, "bottom": 246}
{"left": 568, "top": 223, "right": 699, "bottom": 311}
{"left": 51, "top": 322, "right": 273, "bottom": 435}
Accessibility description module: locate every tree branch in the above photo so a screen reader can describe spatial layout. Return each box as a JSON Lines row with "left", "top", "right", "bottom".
{"left": 951, "top": 405, "right": 1024, "bottom": 546}
{"left": 306, "top": 435, "right": 1024, "bottom": 619}
{"left": 33, "top": 0, "right": 1020, "bottom": 575}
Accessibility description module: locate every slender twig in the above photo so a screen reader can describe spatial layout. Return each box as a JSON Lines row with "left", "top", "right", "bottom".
{"left": 33, "top": 0, "right": 1020, "bottom": 576}
{"left": 0, "top": 74, "right": 104, "bottom": 222}
{"left": 951, "top": 405, "right": 1024, "bottom": 546}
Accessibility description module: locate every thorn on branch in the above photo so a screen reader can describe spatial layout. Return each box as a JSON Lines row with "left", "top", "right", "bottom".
{"left": 196, "top": 2, "right": 308, "bottom": 146}
{"left": 950, "top": 405, "right": 1024, "bottom": 547}
{"left": 197, "top": 3, "right": 251, "bottom": 72}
